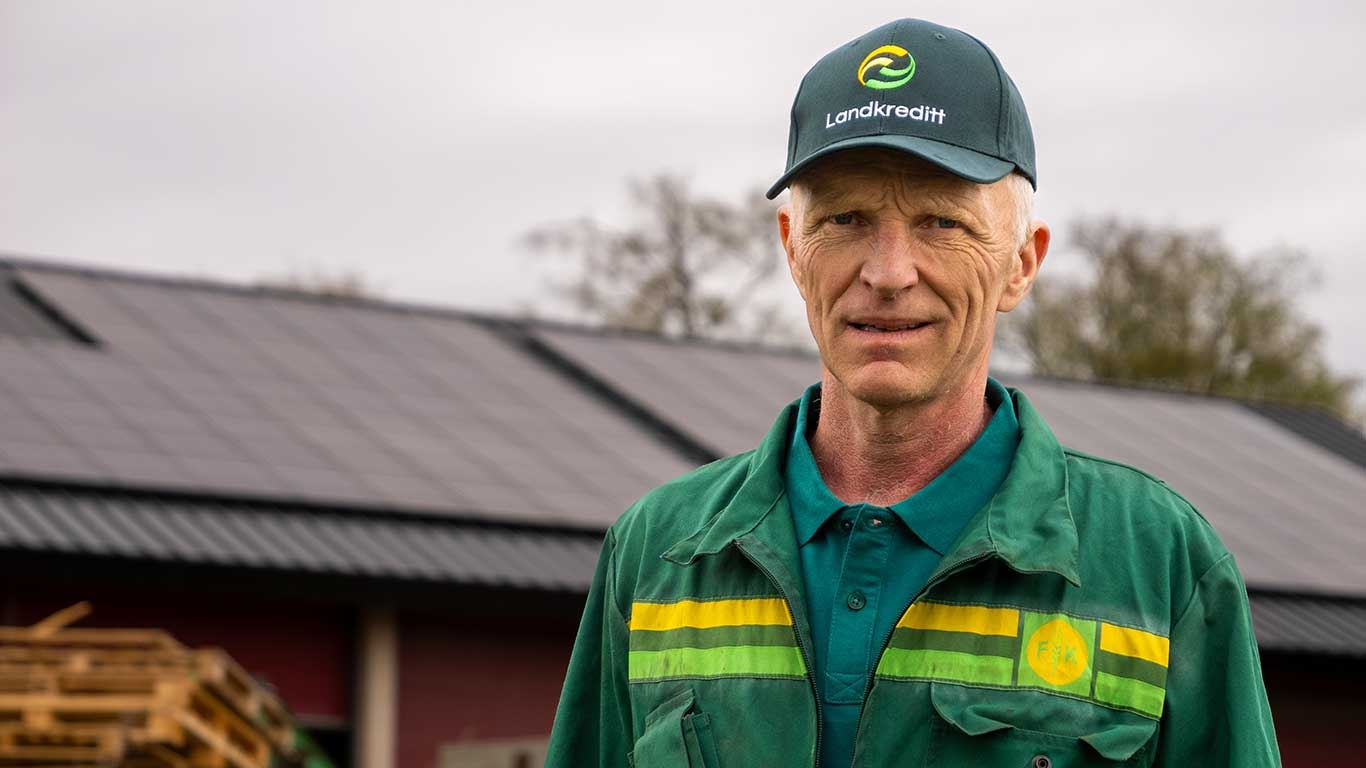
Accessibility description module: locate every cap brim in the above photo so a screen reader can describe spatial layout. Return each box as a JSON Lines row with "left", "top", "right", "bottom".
{"left": 764, "top": 135, "right": 1017, "bottom": 200}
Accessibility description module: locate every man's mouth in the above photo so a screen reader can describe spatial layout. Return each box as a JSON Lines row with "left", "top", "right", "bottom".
{"left": 849, "top": 320, "right": 930, "bottom": 333}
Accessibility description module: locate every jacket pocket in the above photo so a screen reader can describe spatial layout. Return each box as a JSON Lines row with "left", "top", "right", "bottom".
{"left": 630, "top": 688, "right": 721, "bottom": 768}
{"left": 928, "top": 683, "right": 1157, "bottom": 767}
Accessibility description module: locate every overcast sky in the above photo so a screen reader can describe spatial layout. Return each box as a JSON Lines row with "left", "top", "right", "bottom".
{"left": 3, "top": 1, "right": 1363, "bottom": 398}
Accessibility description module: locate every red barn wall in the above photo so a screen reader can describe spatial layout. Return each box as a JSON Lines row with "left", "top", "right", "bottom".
{"left": 1262, "top": 652, "right": 1366, "bottom": 767}
{"left": 396, "top": 606, "right": 579, "bottom": 768}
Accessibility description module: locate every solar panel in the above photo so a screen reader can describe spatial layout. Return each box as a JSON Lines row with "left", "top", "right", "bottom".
{"left": 0, "top": 278, "right": 72, "bottom": 341}
{"left": 532, "top": 326, "right": 818, "bottom": 455}
{"left": 6, "top": 265, "right": 698, "bottom": 526}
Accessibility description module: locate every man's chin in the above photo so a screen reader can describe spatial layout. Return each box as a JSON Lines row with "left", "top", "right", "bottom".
{"left": 840, "top": 363, "right": 937, "bottom": 408}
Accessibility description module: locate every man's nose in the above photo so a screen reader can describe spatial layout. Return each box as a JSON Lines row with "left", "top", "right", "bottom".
{"left": 859, "top": 224, "right": 920, "bottom": 298}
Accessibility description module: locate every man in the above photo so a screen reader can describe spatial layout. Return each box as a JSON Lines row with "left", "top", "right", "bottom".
{"left": 548, "top": 17, "right": 1280, "bottom": 767}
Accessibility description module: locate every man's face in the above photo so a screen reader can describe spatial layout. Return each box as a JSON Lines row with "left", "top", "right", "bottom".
{"left": 778, "top": 148, "right": 1047, "bottom": 409}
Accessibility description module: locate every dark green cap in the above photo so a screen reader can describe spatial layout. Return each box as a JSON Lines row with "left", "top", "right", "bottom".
{"left": 766, "top": 18, "right": 1036, "bottom": 199}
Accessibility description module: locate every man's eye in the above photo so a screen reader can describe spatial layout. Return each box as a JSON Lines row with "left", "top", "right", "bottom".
{"left": 935, "top": 217, "right": 960, "bottom": 229}
{"left": 831, "top": 212, "right": 857, "bottom": 225}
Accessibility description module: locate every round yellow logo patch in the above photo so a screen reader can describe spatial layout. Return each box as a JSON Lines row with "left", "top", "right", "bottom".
{"left": 1026, "top": 618, "right": 1088, "bottom": 686}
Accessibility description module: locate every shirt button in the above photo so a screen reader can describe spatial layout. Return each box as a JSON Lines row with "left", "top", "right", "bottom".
{"left": 867, "top": 516, "right": 885, "bottom": 529}
{"left": 839, "top": 519, "right": 853, "bottom": 532}
{"left": 846, "top": 591, "right": 866, "bottom": 611}
{"left": 1031, "top": 756, "right": 1052, "bottom": 768}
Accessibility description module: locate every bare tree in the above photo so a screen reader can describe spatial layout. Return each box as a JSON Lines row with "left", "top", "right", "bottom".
{"left": 254, "top": 269, "right": 383, "bottom": 299}
{"left": 522, "top": 174, "right": 798, "bottom": 344}
{"left": 1006, "top": 217, "right": 1358, "bottom": 418}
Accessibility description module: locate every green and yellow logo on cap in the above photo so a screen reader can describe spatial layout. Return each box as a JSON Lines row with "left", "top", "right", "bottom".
{"left": 857, "top": 44, "right": 916, "bottom": 90}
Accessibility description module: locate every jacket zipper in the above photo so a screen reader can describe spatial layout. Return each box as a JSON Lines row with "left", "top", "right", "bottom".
{"left": 848, "top": 551, "right": 994, "bottom": 767}
{"left": 735, "top": 539, "right": 824, "bottom": 768}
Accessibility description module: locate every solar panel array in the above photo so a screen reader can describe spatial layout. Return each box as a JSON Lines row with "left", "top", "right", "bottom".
{"left": 0, "top": 274, "right": 75, "bottom": 342}
{"left": 0, "top": 265, "right": 695, "bottom": 528}
{"left": 531, "top": 326, "right": 822, "bottom": 456}
{"left": 534, "top": 325, "right": 1366, "bottom": 596}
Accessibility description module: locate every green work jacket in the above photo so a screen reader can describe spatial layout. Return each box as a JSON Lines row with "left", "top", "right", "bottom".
{"left": 546, "top": 387, "right": 1281, "bottom": 767}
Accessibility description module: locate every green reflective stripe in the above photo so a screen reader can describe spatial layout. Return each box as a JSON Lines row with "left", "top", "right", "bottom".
{"left": 630, "top": 624, "right": 797, "bottom": 652}
{"left": 875, "top": 648, "right": 1014, "bottom": 686}
{"left": 1096, "top": 650, "right": 1168, "bottom": 689}
{"left": 1095, "top": 671, "right": 1165, "bottom": 718}
{"left": 887, "top": 627, "right": 1017, "bottom": 659}
{"left": 628, "top": 645, "right": 806, "bottom": 682}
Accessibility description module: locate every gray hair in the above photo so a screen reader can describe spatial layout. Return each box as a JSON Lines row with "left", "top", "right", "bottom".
{"left": 1006, "top": 171, "right": 1034, "bottom": 249}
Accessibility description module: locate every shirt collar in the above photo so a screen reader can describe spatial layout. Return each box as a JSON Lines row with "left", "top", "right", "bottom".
{"left": 784, "top": 378, "right": 1020, "bottom": 554}
{"left": 786, "top": 381, "right": 844, "bottom": 545}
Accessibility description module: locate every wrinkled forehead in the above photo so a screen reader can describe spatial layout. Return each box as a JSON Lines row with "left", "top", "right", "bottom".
{"left": 791, "top": 148, "right": 986, "bottom": 211}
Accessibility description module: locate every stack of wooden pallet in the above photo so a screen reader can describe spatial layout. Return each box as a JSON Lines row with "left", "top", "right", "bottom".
{"left": 0, "top": 603, "right": 324, "bottom": 768}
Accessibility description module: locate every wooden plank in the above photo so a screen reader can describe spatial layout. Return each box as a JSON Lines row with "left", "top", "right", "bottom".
{"left": 28, "top": 603, "right": 93, "bottom": 640}
{"left": 0, "top": 627, "right": 184, "bottom": 650}
{"left": 0, "top": 649, "right": 192, "bottom": 665}
{"left": 141, "top": 743, "right": 193, "bottom": 768}
{"left": 0, "top": 692, "right": 162, "bottom": 713}
{"left": 150, "top": 678, "right": 271, "bottom": 768}
{"left": 193, "top": 650, "right": 295, "bottom": 753}
{"left": 0, "top": 721, "right": 125, "bottom": 763}
{"left": 171, "top": 709, "right": 267, "bottom": 768}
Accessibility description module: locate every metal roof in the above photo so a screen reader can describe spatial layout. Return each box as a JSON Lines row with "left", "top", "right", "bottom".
{"left": 1250, "top": 593, "right": 1366, "bottom": 657}
{"left": 2, "top": 481, "right": 1360, "bottom": 655}
{"left": 0, "top": 482, "right": 600, "bottom": 592}
{"left": 0, "top": 262, "right": 695, "bottom": 528}
{"left": 533, "top": 326, "right": 1366, "bottom": 597}
{"left": 1244, "top": 401, "right": 1366, "bottom": 471}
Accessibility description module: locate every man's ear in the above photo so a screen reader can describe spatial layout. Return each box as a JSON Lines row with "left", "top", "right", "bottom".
{"left": 778, "top": 203, "right": 794, "bottom": 259}
{"left": 777, "top": 202, "right": 807, "bottom": 300}
{"left": 997, "top": 220, "right": 1050, "bottom": 312}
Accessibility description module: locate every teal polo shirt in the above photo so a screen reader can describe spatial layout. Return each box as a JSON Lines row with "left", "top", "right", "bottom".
{"left": 785, "top": 377, "right": 1020, "bottom": 768}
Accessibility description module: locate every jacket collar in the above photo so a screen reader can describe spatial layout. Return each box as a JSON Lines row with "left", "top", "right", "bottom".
{"left": 661, "top": 395, "right": 795, "bottom": 565}
{"left": 662, "top": 386, "right": 1081, "bottom": 588}
{"left": 945, "top": 388, "right": 1081, "bottom": 586}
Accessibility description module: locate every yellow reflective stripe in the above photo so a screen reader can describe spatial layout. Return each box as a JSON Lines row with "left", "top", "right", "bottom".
{"left": 1099, "top": 623, "right": 1170, "bottom": 667}
{"left": 896, "top": 602, "right": 1019, "bottom": 637}
{"left": 629, "top": 598, "right": 791, "bottom": 631}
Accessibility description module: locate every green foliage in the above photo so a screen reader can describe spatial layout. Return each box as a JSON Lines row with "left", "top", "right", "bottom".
{"left": 1011, "top": 217, "right": 1358, "bottom": 417}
